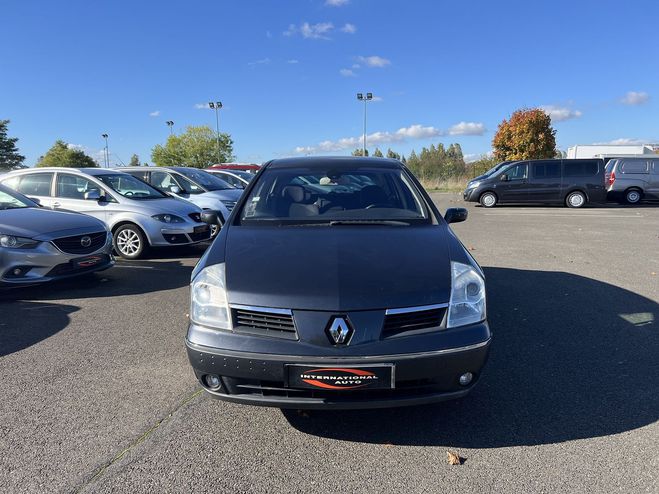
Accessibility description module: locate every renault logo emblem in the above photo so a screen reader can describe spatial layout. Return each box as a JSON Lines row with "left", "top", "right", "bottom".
{"left": 326, "top": 316, "right": 353, "bottom": 345}
{"left": 80, "top": 236, "right": 92, "bottom": 248}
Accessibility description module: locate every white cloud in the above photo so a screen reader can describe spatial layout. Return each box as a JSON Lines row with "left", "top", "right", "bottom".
{"left": 448, "top": 121, "right": 486, "bottom": 136}
{"left": 325, "top": 0, "right": 349, "bottom": 6}
{"left": 285, "top": 22, "right": 334, "bottom": 39}
{"left": 356, "top": 55, "right": 391, "bottom": 68}
{"left": 593, "top": 138, "right": 647, "bottom": 145}
{"left": 248, "top": 57, "right": 271, "bottom": 66}
{"left": 149, "top": 110, "right": 161, "bottom": 117}
{"left": 540, "top": 105, "right": 582, "bottom": 122}
{"left": 371, "top": 95, "right": 383, "bottom": 102}
{"left": 341, "top": 23, "right": 357, "bottom": 34}
{"left": 194, "top": 103, "right": 210, "bottom": 109}
{"left": 67, "top": 143, "right": 85, "bottom": 151}
{"left": 294, "top": 124, "right": 443, "bottom": 154}
{"left": 351, "top": 63, "right": 360, "bottom": 69}
{"left": 621, "top": 91, "right": 649, "bottom": 105}
{"left": 287, "top": 59, "right": 299, "bottom": 64}
{"left": 339, "top": 68, "right": 356, "bottom": 77}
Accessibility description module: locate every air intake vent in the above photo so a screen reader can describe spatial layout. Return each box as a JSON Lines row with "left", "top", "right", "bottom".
{"left": 382, "top": 305, "right": 446, "bottom": 337}
{"left": 232, "top": 306, "right": 297, "bottom": 340}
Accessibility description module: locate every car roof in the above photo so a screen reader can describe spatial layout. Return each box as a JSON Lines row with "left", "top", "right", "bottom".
{"left": 7, "top": 167, "right": 125, "bottom": 176}
{"left": 266, "top": 156, "right": 402, "bottom": 169}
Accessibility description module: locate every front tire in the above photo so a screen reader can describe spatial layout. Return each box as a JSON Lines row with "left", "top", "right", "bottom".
{"left": 479, "top": 192, "right": 497, "bottom": 208}
{"left": 625, "top": 189, "right": 642, "bottom": 205}
{"left": 113, "top": 224, "right": 147, "bottom": 259}
{"left": 566, "top": 191, "right": 586, "bottom": 208}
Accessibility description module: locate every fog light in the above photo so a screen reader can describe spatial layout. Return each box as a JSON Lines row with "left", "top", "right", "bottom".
{"left": 459, "top": 372, "right": 473, "bottom": 386}
{"left": 13, "top": 268, "right": 23, "bottom": 276}
{"left": 204, "top": 374, "right": 221, "bottom": 390}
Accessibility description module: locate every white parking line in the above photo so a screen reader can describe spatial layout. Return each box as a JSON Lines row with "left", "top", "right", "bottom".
{"left": 483, "top": 212, "right": 644, "bottom": 218}
{"left": 112, "top": 264, "right": 156, "bottom": 270}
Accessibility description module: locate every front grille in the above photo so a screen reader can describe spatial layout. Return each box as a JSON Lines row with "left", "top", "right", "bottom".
{"left": 232, "top": 306, "right": 297, "bottom": 339}
{"left": 382, "top": 305, "right": 446, "bottom": 338}
{"left": 46, "top": 255, "right": 111, "bottom": 277}
{"left": 189, "top": 230, "right": 211, "bottom": 242}
{"left": 222, "top": 377, "right": 446, "bottom": 401}
{"left": 188, "top": 213, "right": 202, "bottom": 223}
{"left": 221, "top": 200, "right": 237, "bottom": 212}
{"left": 52, "top": 232, "right": 107, "bottom": 255}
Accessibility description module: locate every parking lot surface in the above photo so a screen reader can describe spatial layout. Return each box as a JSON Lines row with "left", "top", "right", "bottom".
{"left": 1, "top": 193, "right": 657, "bottom": 493}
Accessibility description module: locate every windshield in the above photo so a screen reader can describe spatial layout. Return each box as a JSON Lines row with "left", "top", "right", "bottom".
{"left": 239, "top": 165, "right": 430, "bottom": 225}
{"left": 176, "top": 168, "right": 235, "bottom": 191}
{"left": 483, "top": 162, "right": 509, "bottom": 177}
{"left": 97, "top": 174, "right": 167, "bottom": 199}
{"left": 0, "top": 186, "right": 36, "bottom": 210}
{"left": 232, "top": 170, "right": 254, "bottom": 182}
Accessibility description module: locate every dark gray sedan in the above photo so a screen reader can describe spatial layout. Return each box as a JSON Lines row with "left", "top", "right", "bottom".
{"left": 186, "top": 156, "right": 491, "bottom": 409}
{"left": 0, "top": 184, "right": 114, "bottom": 287}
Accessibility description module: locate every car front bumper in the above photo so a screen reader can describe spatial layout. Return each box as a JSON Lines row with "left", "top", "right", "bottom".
{"left": 0, "top": 236, "right": 114, "bottom": 287}
{"left": 463, "top": 187, "right": 479, "bottom": 202}
{"left": 185, "top": 322, "right": 491, "bottom": 409}
{"left": 146, "top": 223, "right": 212, "bottom": 246}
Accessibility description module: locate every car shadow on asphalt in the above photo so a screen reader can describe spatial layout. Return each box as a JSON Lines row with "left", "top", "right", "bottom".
{"left": 0, "top": 301, "right": 78, "bottom": 357}
{"left": 0, "top": 258, "right": 195, "bottom": 302}
{"left": 284, "top": 267, "right": 658, "bottom": 447}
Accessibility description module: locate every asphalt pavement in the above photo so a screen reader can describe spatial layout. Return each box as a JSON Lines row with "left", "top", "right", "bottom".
{"left": 1, "top": 193, "right": 657, "bottom": 493}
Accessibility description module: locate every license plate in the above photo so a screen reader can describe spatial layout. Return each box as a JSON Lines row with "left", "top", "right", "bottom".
{"left": 73, "top": 255, "right": 104, "bottom": 268}
{"left": 194, "top": 225, "right": 209, "bottom": 233}
{"left": 287, "top": 364, "right": 394, "bottom": 390}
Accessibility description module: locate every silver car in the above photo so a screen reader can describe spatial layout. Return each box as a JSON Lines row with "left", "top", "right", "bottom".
{"left": 0, "top": 168, "right": 212, "bottom": 259}
{"left": 205, "top": 169, "right": 253, "bottom": 189}
{"left": 0, "top": 184, "right": 113, "bottom": 287}
{"left": 605, "top": 158, "right": 659, "bottom": 204}
{"left": 119, "top": 167, "right": 236, "bottom": 221}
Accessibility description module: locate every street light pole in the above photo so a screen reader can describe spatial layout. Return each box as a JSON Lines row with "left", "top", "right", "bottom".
{"left": 166, "top": 121, "right": 174, "bottom": 136}
{"left": 208, "top": 101, "right": 223, "bottom": 164}
{"left": 101, "top": 134, "right": 109, "bottom": 167}
{"left": 356, "top": 92, "right": 373, "bottom": 156}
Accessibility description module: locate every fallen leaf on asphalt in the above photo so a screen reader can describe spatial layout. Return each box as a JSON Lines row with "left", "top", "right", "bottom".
{"left": 468, "top": 246, "right": 476, "bottom": 251}
{"left": 447, "top": 451, "right": 463, "bottom": 465}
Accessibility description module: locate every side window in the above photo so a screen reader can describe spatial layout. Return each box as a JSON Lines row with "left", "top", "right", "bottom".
{"left": 651, "top": 160, "right": 659, "bottom": 175}
{"left": 149, "top": 171, "right": 178, "bottom": 191}
{"left": 16, "top": 173, "right": 54, "bottom": 196}
{"left": 621, "top": 161, "right": 649, "bottom": 174}
{"left": 55, "top": 174, "right": 100, "bottom": 199}
{"left": 564, "top": 160, "right": 599, "bottom": 177}
{"left": 506, "top": 163, "right": 528, "bottom": 180}
{"left": 533, "top": 161, "right": 560, "bottom": 179}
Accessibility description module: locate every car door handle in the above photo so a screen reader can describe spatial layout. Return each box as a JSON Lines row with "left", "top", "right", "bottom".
{"left": 52, "top": 202, "right": 61, "bottom": 208}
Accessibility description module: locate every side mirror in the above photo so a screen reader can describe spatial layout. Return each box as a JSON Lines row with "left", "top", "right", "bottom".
{"left": 170, "top": 185, "right": 181, "bottom": 194}
{"left": 200, "top": 210, "right": 220, "bottom": 226}
{"left": 444, "top": 207, "right": 468, "bottom": 224}
{"left": 84, "top": 189, "right": 101, "bottom": 201}
{"left": 500, "top": 174, "right": 509, "bottom": 182}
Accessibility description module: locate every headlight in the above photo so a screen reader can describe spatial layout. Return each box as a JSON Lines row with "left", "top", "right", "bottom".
{"left": 447, "top": 261, "right": 486, "bottom": 328}
{"left": 466, "top": 181, "right": 480, "bottom": 189}
{"left": 152, "top": 213, "right": 185, "bottom": 223}
{"left": 0, "top": 234, "right": 39, "bottom": 249}
{"left": 190, "top": 263, "right": 231, "bottom": 330}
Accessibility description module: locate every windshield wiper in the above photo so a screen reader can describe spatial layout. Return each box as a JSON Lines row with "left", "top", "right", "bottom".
{"left": 328, "top": 220, "right": 409, "bottom": 226}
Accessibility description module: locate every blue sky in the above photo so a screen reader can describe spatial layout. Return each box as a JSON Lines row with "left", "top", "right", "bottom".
{"left": 2, "top": 0, "right": 658, "bottom": 166}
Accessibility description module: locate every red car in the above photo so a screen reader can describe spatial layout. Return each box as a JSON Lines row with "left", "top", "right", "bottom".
{"left": 208, "top": 163, "right": 261, "bottom": 174}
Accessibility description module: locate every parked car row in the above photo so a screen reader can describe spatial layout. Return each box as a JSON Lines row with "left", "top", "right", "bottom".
{"left": 463, "top": 157, "right": 659, "bottom": 207}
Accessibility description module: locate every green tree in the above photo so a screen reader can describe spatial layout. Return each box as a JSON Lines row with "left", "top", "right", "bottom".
{"left": 0, "top": 120, "right": 26, "bottom": 171}
{"left": 386, "top": 148, "right": 401, "bottom": 160}
{"left": 36, "top": 140, "right": 97, "bottom": 168}
{"left": 151, "top": 126, "right": 234, "bottom": 168}
{"left": 372, "top": 147, "right": 384, "bottom": 157}
{"left": 128, "top": 153, "right": 140, "bottom": 166}
{"left": 351, "top": 148, "right": 369, "bottom": 157}
{"left": 493, "top": 108, "right": 557, "bottom": 160}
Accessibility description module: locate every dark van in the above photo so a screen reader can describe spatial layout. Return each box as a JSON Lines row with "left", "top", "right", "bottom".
{"left": 463, "top": 159, "right": 606, "bottom": 208}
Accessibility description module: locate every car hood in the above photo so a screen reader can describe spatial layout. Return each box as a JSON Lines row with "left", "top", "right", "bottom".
{"left": 0, "top": 207, "right": 107, "bottom": 240}
{"left": 224, "top": 225, "right": 452, "bottom": 311}
{"left": 124, "top": 197, "right": 201, "bottom": 216}
{"left": 204, "top": 189, "right": 243, "bottom": 201}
